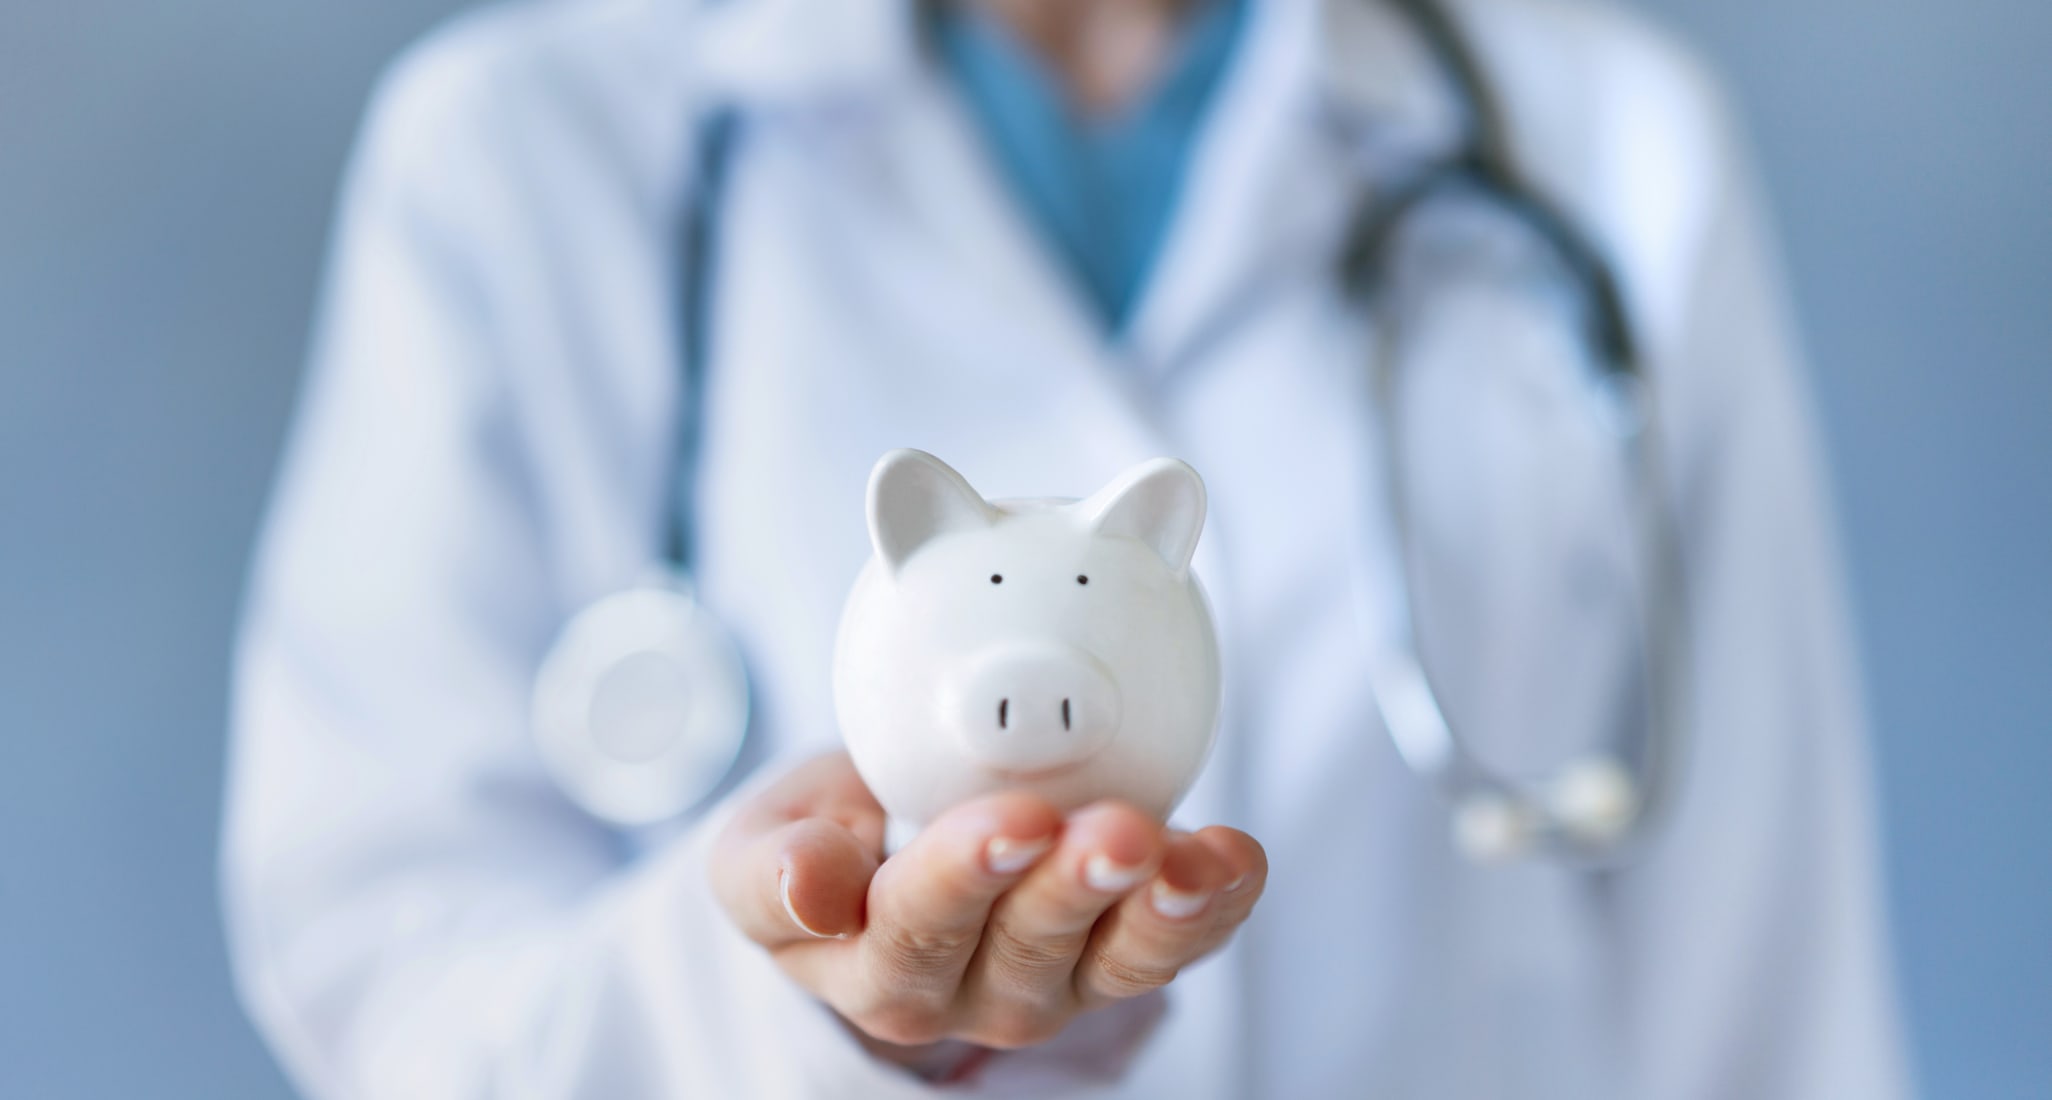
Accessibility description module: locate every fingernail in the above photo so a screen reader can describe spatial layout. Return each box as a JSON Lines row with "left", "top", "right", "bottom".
{"left": 779, "top": 869, "right": 844, "bottom": 939}
{"left": 1222, "top": 874, "right": 1249, "bottom": 894}
{"left": 985, "top": 835, "right": 1053, "bottom": 875}
{"left": 1083, "top": 853, "right": 1148, "bottom": 894}
{"left": 1149, "top": 880, "right": 1214, "bottom": 922}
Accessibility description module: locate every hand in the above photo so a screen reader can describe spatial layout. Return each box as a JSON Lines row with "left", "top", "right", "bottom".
{"left": 709, "top": 752, "right": 1267, "bottom": 1052}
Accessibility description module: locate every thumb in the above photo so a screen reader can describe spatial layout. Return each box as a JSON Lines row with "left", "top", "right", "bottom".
{"left": 710, "top": 752, "right": 886, "bottom": 947}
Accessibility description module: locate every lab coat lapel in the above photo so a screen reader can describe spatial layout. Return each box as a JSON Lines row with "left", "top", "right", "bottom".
{"left": 872, "top": 70, "right": 1256, "bottom": 661}
{"left": 692, "top": 0, "right": 1113, "bottom": 375}
{"left": 876, "top": 72, "right": 1121, "bottom": 382}
{"left": 1125, "top": 0, "right": 1322, "bottom": 377}
{"left": 689, "top": 0, "right": 1172, "bottom": 484}
{"left": 1128, "top": 0, "right": 1465, "bottom": 378}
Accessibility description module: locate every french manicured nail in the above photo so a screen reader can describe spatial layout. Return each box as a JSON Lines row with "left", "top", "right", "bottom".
{"left": 1149, "top": 880, "right": 1215, "bottom": 921}
{"left": 985, "top": 835, "right": 1053, "bottom": 875}
{"left": 1083, "top": 853, "right": 1149, "bottom": 894}
{"left": 779, "top": 869, "right": 844, "bottom": 939}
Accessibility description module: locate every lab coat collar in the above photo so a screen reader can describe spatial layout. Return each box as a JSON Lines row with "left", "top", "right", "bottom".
{"left": 683, "top": 0, "right": 1460, "bottom": 151}
{"left": 680, "top": 0, "right": 1466, "bottom": 378}
{"left": 685, "top": 0, "right": 924, "bottom": 110}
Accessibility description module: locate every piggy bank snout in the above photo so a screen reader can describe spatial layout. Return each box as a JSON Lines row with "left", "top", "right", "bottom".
{"left": 944, "top": 642, "right": 1121, "bottom": 776}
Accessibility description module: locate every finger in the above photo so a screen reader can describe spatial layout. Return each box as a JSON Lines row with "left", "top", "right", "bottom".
{"left": 1121, "top": 825, "right": 1269, "bottom": 976}
{"left": 716, "top": 816, "right": 880, "bottom": 948}
{"left": 1191, "top": 825, "right": 1269, "bottom": 931}
{"left": 857, "top": 792, "right": 1062, "bottom": 1003}
{"left": 970, "top": 801, "right": 1165, "bottom": 1008}
{"left": 710, "top": 753, "right": 888, "bottom": 947}
{"left": 1072, "top": 830, "right": 1240, "bottom": 1005}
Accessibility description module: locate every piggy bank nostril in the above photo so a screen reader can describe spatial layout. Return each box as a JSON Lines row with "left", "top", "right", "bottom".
{"left": 999, "top": 698, "right": 1009, "bottom": 730}
{"left": 1061, "top": 698, "right": 1071, "bottom": 731}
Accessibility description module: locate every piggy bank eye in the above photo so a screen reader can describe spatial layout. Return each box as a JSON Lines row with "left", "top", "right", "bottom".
{"left": 990, "top": 573, "right": 1003, "bottom": 585}
{"left": 1076, "top": 574, "right": 1089, "bottom": 585}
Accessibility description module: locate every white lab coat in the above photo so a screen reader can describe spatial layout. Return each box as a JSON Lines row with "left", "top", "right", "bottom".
{"left": 222, "top": 0, "right": 1911, "bottom": 1095}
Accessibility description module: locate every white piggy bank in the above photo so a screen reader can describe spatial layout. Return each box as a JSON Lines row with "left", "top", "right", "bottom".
{"left": 834, "top": 449, "right": 1222, "bottom": 830}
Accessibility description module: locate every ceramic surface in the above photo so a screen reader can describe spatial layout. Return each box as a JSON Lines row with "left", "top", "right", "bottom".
{"left": 835, "top": 450, "right": 1222, "bottom": 827}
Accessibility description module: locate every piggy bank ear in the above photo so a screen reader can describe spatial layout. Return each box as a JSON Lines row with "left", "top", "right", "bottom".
{"left": 867, "top": 449, "right": 997, "bottom": 576}
{"left": 1080, "top": 457, "right": 1207, "bottom": 578}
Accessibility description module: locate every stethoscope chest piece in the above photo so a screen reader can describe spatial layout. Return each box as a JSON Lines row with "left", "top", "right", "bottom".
{"left": 531, "top": 579, "right": 750, "bottom": 826}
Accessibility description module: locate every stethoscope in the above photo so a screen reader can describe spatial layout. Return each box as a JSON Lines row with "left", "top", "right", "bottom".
{"left": 530, "top": 0, "right": 1686, "bottom": 865}
{"left": 526, "top": 111, "right": 749, "bottom": 828}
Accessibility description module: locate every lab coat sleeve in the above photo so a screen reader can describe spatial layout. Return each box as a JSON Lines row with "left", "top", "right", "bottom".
{"left": 1607, "top": 88, "right": 1914, "bottom": 1099}
{"left": 221, "top": 29, "right": 1153, "bottom": 1098}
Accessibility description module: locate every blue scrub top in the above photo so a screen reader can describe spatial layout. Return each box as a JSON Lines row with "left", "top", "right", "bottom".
{"left": 934, "top": 0, "right": 1250, "bottom": 332}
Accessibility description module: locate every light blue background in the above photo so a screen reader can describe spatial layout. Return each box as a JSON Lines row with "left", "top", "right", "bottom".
{"left": 1, "top": 2, "right": 2044, "bottom": 1096}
